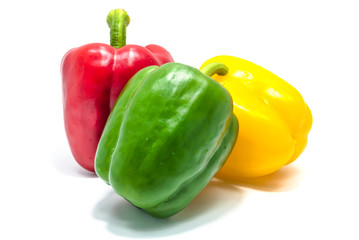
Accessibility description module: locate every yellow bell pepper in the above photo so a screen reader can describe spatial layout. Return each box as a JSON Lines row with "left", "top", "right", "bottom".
{"left": 200, "top": 56, "right": 312, "bottom": 179}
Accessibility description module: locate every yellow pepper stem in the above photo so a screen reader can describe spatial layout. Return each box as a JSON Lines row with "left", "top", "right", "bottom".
{"left": 200, "top": 62, "right": 229, "bottom": 77}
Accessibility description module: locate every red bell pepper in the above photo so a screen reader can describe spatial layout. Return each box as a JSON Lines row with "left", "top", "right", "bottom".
{"left": 61, "top": 9, "right": 174, "bottom": 172}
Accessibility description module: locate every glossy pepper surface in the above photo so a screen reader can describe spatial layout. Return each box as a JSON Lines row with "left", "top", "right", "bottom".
{"left": 95, "top": 63, "right": 239, "bottom": 218}
{"left": 200, "top": 56, "right": 312, "bottom": 179}
{"left": 61, "top": 9, "right": 173, "bottom": 172}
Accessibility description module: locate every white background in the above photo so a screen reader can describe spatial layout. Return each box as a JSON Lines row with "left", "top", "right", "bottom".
{"left": 1, "top": 0, "right": 358, "bottom": 239}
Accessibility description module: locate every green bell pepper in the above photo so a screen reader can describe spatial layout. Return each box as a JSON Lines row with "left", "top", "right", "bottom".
{"left": 95, "top": 62, "right": 239, "bottom": 218}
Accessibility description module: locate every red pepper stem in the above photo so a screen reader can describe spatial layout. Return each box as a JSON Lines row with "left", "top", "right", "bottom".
{"left": 107, "top": 9, "right": 130, "bottom": 48}
{"left": 200, "top": 62, "right": 229, "bottom": 77}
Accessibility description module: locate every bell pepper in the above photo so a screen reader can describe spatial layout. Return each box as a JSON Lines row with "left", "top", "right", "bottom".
{"left": 61, "top": 9, "right": 173, "bottom": 172}
{"left": 95, "top": 63, "right": 239, "bottom": 218}
{"left": 200, "top": 56, "right": 312, "bottom": 179}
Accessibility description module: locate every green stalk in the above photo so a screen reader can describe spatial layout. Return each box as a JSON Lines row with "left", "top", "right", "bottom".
{"left": 200, "top": 62, "right": 228, "bottom": 77}
{"left": 107, "top": 9, "right": 130, "bottom": 48}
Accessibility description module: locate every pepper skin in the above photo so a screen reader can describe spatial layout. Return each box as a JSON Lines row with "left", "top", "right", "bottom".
{"left": 200, "top": 56, "right": 312, "bottom": 179}
{"left": 61, "top": 9, "right": 173, "bottom": 172}
{"left": 95, "top": 63, "right": 239, "bottom": 218}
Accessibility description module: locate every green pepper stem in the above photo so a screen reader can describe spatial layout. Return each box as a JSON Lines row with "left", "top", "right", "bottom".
{"left": 107, "top": 9, "right": 130, "bottom": 48}
{"left": 200, "top": 62, "right": 229, "bottom": 77}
